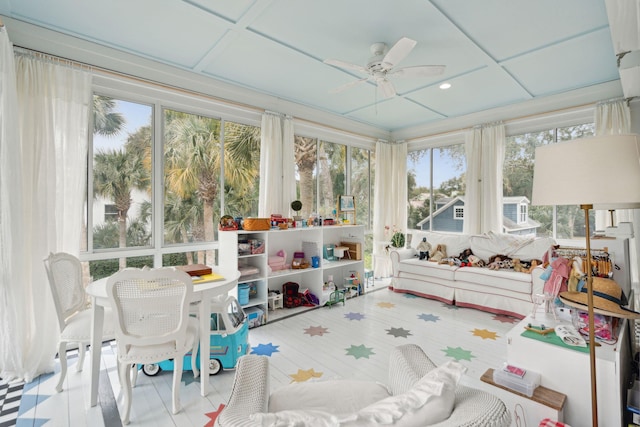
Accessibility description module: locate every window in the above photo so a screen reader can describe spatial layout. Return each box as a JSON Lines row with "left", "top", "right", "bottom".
{"left": 317, "top": 140, "right": 346, "bottom": 218}
{"left": 90, "top": 96, "right": 152, "bottom": 254}
{"left": 407, "top": 144, "right": 466, "bottom": 232}
{"left": 519, "top": 204, "right": 528, "bottom": 223}
{"left": 454, "top": 206, "right": 464, "bottom": 220}
{"left": 503, "top": 123, "right": 594, "bottom": 238}
{"left": 87, "top": 88, "right": 373, "bottom": 276}
{"left": 104, "top": 204, "right": 118, "bottom": 222}
{"left": 350, "top": 147, "right": 371, "bottom": 228}
{"left": 294, "top": 136, "right": 318, "bottom": 219}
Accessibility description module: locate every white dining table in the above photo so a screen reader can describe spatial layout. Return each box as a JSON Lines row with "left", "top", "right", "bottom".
{"left": 85, "top": 268, "right": 240, "bottom": 407}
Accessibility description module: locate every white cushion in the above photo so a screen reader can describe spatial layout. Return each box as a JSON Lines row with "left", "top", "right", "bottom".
{"left": 251, "top": 409, "right": 339, "bottom": 427}
{"left": 268, "top": 380, "right": 391, "bottom": 415}
{"left": 341, "top": 361, "right": 466, "bottom": 427}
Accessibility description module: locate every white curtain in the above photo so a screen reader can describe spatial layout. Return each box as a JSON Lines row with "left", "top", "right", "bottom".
{"left": 0, "top": 25, "right": 26, "bottom": 382}
{"left": 593, "top": 98, "right": 638, "bottom": 285}
{"left": 463, "top": 123, "right": 505, "bottom": 234}
{"left": 258, "top": 112, "right": 296, "bottom": 217}
{"left": 373, "top": 140, "right": 407, "bottom": 277}
{"left": 0, "top": 43, "right": 92, "bottom": 382}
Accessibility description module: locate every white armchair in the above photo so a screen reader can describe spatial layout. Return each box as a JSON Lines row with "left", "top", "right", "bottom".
{"left": 216, "top": 344, "right": 510, "bottom": 427}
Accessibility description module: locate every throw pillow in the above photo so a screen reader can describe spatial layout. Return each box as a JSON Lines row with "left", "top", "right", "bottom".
{"left": 342, "top": 361, "right": 466, "bottom": 427}
{"left": 251, "top": 409, "right": 340, "bottom": 427}
{"left": 268, "top": 380, "right": 391, "bottom": 415}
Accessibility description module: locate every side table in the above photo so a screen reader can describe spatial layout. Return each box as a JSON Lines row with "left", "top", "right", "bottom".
{"left": 479, "top": 369, "right": 566, "bottom": 426}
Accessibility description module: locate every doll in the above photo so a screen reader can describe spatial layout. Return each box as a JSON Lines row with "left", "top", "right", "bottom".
{"left": 416, "top": 237, "right": 432, "bottom": 260}
{"left": 429, "top": 244, "right": 447, "bottom": 263}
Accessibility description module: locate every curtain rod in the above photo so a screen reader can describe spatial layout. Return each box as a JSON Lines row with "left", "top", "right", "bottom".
{"left": 14, "top": 46, "right": 93, "bottom": 71}
{"left": 405, "top": 102, "right": 597, "bottom": 144}
{"left": 12, "top": 45, "right": 379, "bottom": 144}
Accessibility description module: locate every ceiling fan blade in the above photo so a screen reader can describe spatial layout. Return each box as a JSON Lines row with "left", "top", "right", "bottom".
{"left": 324, "top": 58, "right": 367, "bottom": 73}
{"left": 389, "top": 65, "right": 446, "bottom": 78}
{"left": 381, "top": 37, "right": 417, "bottom": 70}
{"left": 329, "top": 77, "right": 369, "bottom": 94}
{"left": 378, "top": 79, "right": 396, "bottom": 98}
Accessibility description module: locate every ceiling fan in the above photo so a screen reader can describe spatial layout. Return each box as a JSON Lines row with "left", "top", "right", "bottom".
{"left": 324, "top": 37, "right": 445, "bottom": 98}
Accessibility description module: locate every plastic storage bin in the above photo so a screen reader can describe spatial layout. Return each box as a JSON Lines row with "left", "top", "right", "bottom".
{"left": 493, "top": 365, "right": 540, "bottom": 397}
{"left": 238, "top": 284, "right": 250, "bottom": 305}
{"left": 244, "top": 306, "right": 265, "bottom": 328}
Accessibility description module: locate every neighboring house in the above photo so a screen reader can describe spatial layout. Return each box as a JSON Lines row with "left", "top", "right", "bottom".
{"left": 416, "top": 196, "right": 539, "bottom": 235}
{"left": 92, "top": 188, "right": 150, "bottom": 229}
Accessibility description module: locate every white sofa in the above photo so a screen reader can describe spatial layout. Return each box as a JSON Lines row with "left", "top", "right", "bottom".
{"left": 390, "top": 231, "right": 556, "bottom": 319}
{"left": 216, "top": 344, "right": 511, "bottom": 427}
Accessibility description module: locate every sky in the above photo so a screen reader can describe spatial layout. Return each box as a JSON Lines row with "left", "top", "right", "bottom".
{"left": 408, "top": 149, "right": 464, "bottom": 189}
{"left": 93, "top": 99, "right": 152, "bottom": 151}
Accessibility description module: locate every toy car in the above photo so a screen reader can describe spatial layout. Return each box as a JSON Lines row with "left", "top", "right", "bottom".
{"left": 141, "top": 294, "right": 250, "bottom": 376}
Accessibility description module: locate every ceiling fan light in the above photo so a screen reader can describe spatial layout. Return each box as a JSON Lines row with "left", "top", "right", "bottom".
{"left": 439, "top": 82, "right": 451, "bottom": 90}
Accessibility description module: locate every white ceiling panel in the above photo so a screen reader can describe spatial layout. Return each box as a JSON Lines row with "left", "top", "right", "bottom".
{"left": 347, "top": 97, "right": 446, "bottom": 132}
{"left": 432, "top": 0, "right": 610, "bottom": 61}
{"left": 408, "top": 66, "right": 531, "bottom": 118}
{"left": 504, "top": 28, "right": 620, "bottom": 96}
{"left": 9, "top": 0, "right": 231, "bottom": 68}
{"left": 0, "top": 0, "right": 624, "bottom": 135}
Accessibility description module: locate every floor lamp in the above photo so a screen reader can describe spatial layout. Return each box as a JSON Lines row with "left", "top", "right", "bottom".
{"left": 531, "top": 133, "right": 640, "bottom": 427}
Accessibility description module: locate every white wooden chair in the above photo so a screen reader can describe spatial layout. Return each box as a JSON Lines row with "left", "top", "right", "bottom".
{"left": 107, "top": 267, "right": 199, "bottom": 424}
{"left": 44, "top": 252, "right": 114, "bottom": 392}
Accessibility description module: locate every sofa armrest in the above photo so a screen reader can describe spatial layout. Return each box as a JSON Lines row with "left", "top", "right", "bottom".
{"left": 389, "top": 248, "right": 417, "bottom": 277}
{"left": 216, "top": 355, "right": 269, "bottom": 427}
{"left": 530, "top": 266, "right": 546, "bottom": 296}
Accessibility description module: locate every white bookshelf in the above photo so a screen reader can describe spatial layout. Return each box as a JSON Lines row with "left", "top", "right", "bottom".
{"left": 219, "top": 225, "right": 365, "bottom": 324}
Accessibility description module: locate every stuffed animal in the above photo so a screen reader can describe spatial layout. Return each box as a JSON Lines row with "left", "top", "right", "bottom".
{"left": 525, "top": 259, "right": 542, "bottom": 274}
{"left": 416, "top": 237, "right": 432, "bottom": 260}
{"left": 487, "top": 254, "right": 512, "bottom": 270}
{"left": 512, "top": 258, "right": 524, "bottom": 272}
{"left": 429, "top": 244, "right": 447, "bottom": 263}
{"left": 468, "top": 254, "right": 485, "bottom": 267}
{"left": 458, "top": 248, "right": 474, "bottom": 267}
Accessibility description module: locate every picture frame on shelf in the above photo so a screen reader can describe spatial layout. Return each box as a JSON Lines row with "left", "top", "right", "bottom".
{"left": 338, "top": 195, "right": 355, "bottom": 212}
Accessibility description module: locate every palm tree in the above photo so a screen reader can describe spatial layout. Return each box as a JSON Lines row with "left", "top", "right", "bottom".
{"left": 93, "top": 147, "right": 149, "bottom": 269}
{"left": 294, "top": 136, "right": 317, "bottom": 219}
{"left": 164, "top": 114, "right": 258, "bottom": 265}
{"left": 93, "top": 95, "right": 125, "bottom": 136}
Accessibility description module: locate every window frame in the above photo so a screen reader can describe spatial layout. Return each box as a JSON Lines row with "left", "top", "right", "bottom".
{"left": 83, "top": 74, "right": 375, "bottom": 269}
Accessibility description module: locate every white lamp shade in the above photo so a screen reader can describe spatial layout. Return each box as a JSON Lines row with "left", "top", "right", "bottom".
{"left": 532, "top": 134, "right": 640, "bottom": 208}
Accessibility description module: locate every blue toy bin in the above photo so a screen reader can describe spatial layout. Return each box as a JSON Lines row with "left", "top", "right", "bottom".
{"left": 238, "top": 284, "right": 250, "bottom": 305}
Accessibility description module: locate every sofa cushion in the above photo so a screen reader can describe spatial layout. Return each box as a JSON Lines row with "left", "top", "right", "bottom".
{"left": 342, "top": 361, "right": 465, "bottom": 427}
{"left": 398, "top": 258, "right": 458, "bottom": 281}
{"left": 268, "top": 379, "right": 391, "bottom": 415}
{"left": 469, "top": 232, "right": 554, "bottom": 262}
{"left": 455, "top": 267, "right": 532, "bottom": 293}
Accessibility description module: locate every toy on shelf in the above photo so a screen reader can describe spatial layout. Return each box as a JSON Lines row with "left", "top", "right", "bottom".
{"left": 292, "top": 251, "right": 310, "bottom": 269}
{"left": 268, "top": 249, "right": 288, "bottom": 272}
{"left": 323, "top": 243, "right": 336, "bottom": 261}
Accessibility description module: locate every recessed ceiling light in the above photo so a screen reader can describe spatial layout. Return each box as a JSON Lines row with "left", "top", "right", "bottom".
{"left": 439, "top": 82, "right": 451, "bottom": 90}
